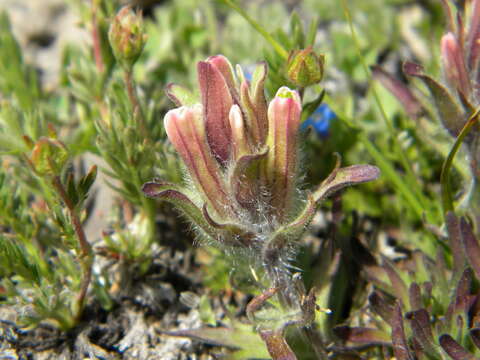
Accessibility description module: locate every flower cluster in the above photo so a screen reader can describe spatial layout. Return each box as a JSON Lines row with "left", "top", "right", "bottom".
{"left": 143, "top": 55, "right": 379, "bottom": 292}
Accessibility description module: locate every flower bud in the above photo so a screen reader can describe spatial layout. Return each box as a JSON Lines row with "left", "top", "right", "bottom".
{"left": 265, "top": 87, "right": 302, "bottom": 221}
{"left": 286, "top": 47, "right": 324, "bottom": 88}
{"left": 108, "top": 6, "right": 147, "bottom": 71}
{"left": 441, "top": 33, "right": 471, "bottom": 98}
{"left": 29, "top": 137, "right": 69, "bottom": 176}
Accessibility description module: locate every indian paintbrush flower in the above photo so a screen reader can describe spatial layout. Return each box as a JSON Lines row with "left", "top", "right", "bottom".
{"left": 108, "top": 6, "right": 147, "bottom": 71}
{"left": 143, "top": 55, "right": 379, "bottom": 306}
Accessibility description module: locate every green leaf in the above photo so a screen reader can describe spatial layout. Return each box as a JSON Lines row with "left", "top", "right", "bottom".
{"left": 403, "top": 61, "right": 467, "bottom": 137}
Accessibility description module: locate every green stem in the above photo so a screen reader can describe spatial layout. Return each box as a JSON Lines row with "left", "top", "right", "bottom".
{"left": 440, "top": 109, "right": 480, "bottom": 214}
{"left": 124, "top": 70, "right": 148, "bottom": 139}
{"left": 91, "top": 3, "right": 104, "bottom": 74}
{"left": 52, "top": 176, "right": 93, "bottom": 323}
{"left": 218, "top": 0, "right": 289, "bottom": 60}
{"left": 341, "top": 0, "right": 431, "bottom": 217}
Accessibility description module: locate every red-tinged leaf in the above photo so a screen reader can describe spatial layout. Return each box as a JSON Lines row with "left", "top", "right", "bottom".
{"left": 364, "top": 265, "right": 392, "bottom": 292}
{"left": 333, "top": 326, "right": 390, "bottom": 345}
{"left": 470, "top": 328, "right": 480, "bottom": 350}
{"left": 383, "top": 258, "right": 409, "bottom": 307}
{"left": 259, "top": 329, "right": 297, "bottom": 360}
{"left": 455, "top": 268, "right": 473, "bottom": 310}
{"left": 392, "top": 302, "right": 414, "bottom": 360}
{"left": 409, "top": 283, "right": 422, "bottom": 310}
{"left": 446, "top": 268, "right": 475, "bottom": 331}
{"left": 446, "top": 211, "right": 466, "bottom": 277}
{"left": 372, "top": 65, "right": 423, "bottom": 119}
{"left": 403, "top": 61, "right": 467, "bottom": 136}
{"left": 313, "top": 165, "right": 380, "bottom": 203}
{"left": 439, "top": 334, "right": 477, "bottom": 360}
{"left": 411, "top": 337, "right": 426, "bottom": 359}
{"left": 369, "top": 290, "right": 394, "bottom": 325}
{"left": 142, "top": 181, "right": 216, "bottom": 239}
{"left": 460, "top": 218, "right": 480, "bottom": 279}
{"left": 246, "top": 287, "right": 279, "bottom": 322}
{"left": 422, "top": 282, "right": 433, "bottom": 298}
{"left": 406, "top": 309, "right": 436, "bottom": 355}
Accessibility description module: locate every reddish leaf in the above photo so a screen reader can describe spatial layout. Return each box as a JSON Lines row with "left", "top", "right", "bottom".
{"left": 333, "top": 326, "right": 390, "bottom": 345}
{"left": 313, "top": 165, "right": 380, "bottom": 203}
{"left": 446, "top": 212, "right": 466, "bottom": 277}
{"left": 455, "top": 268, "right": 473, "bottom": 310}
{"left": 369, "top": 291, "right": 394, "bottom": 325}
{"left": 392, "top": 302, "right": 414, "bottom": 360}
{"left": 259, "top": 329, "right": 297, "bottom": 360}
{"left": 406, "top": 309, "right": 436, "bottom": 355}
{"left": 460, "top": 218, "right": 480, "bottom": 279}
{"left": 383, "top": 258, "right": 409, "bottom": 307}
{"left": 439, "top": 334, "right": 476, "bottom": 360}
{"left": 446, "top": 268, "right": 475, "bottom": 331}
{"left": 408, "top": 282, "right": 422, "bottom": 310}
{"left": 403, "top": 61, "right": 467, "bottom": 136}
{"left": 411, "top": 337, "right": 426, "bottom": 359}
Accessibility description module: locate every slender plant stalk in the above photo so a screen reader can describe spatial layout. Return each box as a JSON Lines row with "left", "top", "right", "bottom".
{"left": 52, "top": 175, "right": 93, "bottom": 322}
{"left": 218, "top": 0, "right": 289, "bottom": 60}
{"left": 440, "top": 108, "right": 480, "bottom": 213}
{"left": 124, "top": 70, "right": 148, "bottom": 139}
{"left": 123, "top": 70, "right": 156, "bottom": 249}
{"left": 91, "top": 2, "right": 104, "bottom": 74}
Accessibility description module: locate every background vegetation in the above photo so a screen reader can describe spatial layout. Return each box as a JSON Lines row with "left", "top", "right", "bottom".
{"left": 0, "top": 0, "right": 479, "bottom": 359}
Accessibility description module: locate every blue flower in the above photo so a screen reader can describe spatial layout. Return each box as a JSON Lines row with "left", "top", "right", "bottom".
{"left": 301, "top": 103, "right": 336, "bottom": 138}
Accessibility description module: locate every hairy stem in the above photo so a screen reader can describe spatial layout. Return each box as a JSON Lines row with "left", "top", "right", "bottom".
{"left": 124, "top": 70, "right": 148, "bottom": 139}
{"left": 91, "top": 2, "right": 104, "bottom": 74}
{"left": 52, "top": 176, "right": 93, "bottom": 322}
